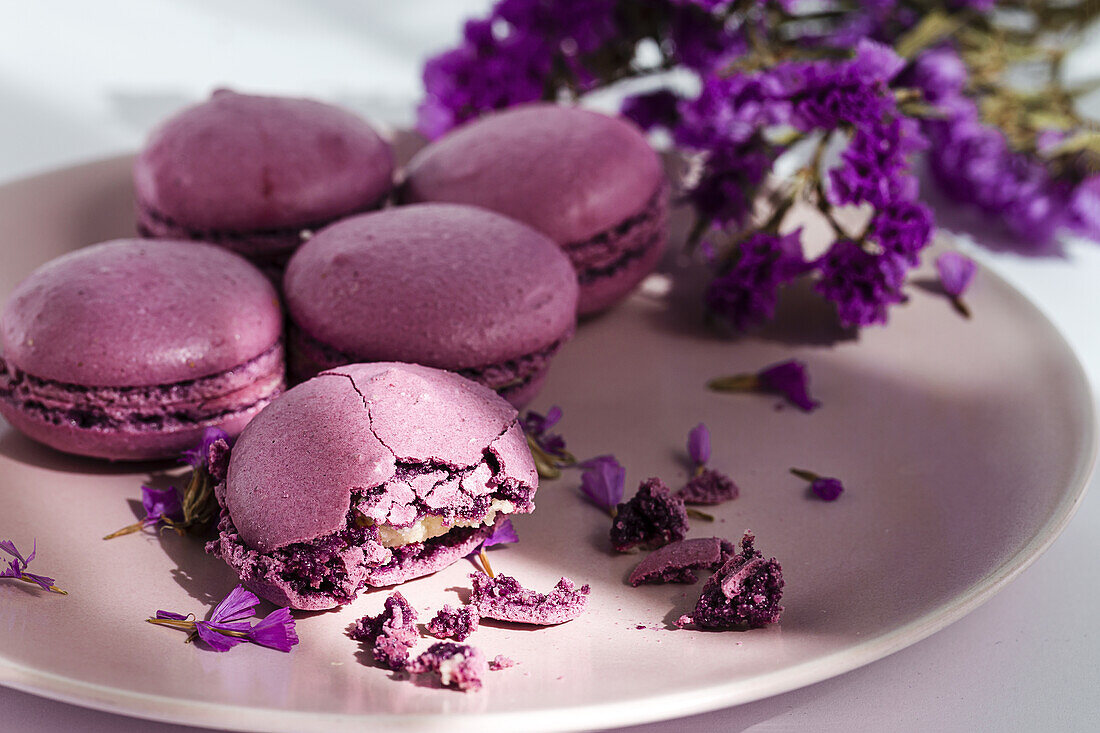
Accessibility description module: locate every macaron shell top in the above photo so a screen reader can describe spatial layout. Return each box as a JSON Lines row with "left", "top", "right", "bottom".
{"left": 1, "top": 239, "right": 282, "bottom": 387}
{"left": 283, "top": 204, "right": 578, "bottom": 369}
{"left": 134, "top": 90, "right": 394, "bottom": 231}
{"left": 402, "top": 103, "right": 663, "bottom": 244}
{"left": 222, "top": 362, "right": 535, "bottom": 553}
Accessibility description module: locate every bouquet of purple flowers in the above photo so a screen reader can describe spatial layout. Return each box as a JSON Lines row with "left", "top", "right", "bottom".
{"left": 419, "top": 1, "right": 1100, "bottom": 330}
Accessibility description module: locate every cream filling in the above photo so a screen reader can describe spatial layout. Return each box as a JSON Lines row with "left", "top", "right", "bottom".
{"left": 375, "top": 500, "right": 516, "bottom": 549}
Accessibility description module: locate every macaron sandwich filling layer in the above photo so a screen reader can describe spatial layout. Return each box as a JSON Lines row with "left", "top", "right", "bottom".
{"left": 564, "top": 182, "right": 669, "bottom": 286}
{"left": 0, "top": 343, "right": 284, "bottom": 433}
{"left": 210, "top": 448, "right": 534, "bottom": 609}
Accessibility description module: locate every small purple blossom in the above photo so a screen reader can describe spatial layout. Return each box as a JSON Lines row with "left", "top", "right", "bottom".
{"left": 705, "top": 230, "right": 807, "bottom": 332}
{"left": 687, "top": 423, "right": 711, "bottom": 466}
{"left": 149, "top": 585, "right": 298, "bottom": 653}
{"left": 521, "top": 406, "right": 569, "bottom": 459}
{"left": 791, "top": 468, "right": 844, "bottom": 501}
{"left": 141, "top": 485, "right": 183, "bottom": 526}
{"left": 483, "top": 518, "right": 519, "bottom": 549}
{"left": 0, "top": 539, "right": 61, "bottom": 593}
{"left": 814, "top": 239, "right": 908, "bottom": 328}
{"left": 578, "top": 455, "right": 626, "bottom": 512}
{"left": 935, "top": 252, "right": 977, "bottom": 298}
{"left": 758, "top": 360, "right": 820, "bottom": 412}
{"left": 181, "top": 427, "right": 230, "bottom": 470}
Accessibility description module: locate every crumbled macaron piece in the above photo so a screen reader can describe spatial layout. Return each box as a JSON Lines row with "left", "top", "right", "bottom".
{"left": 348, "top": 591, "right": 419, "bottom": 670}
{"left": 407, "top": 642, "right": 486, "bottom": 692}
{"left": 678, "top": 469, "right": 739, "bottom": 505}
{"left": 628, "top": 537, "right": 736, "bottom": 586}
{"left": 676, "top": 532, "right": 783, "bottom": 630}
{"left": 426, "top": 603, "right": 480, "bottom": 641}
{"left": 470, "top": 572, "right": 590, "bottom": 625}
{"left": 489, "top": 654, "right": 516, "bottom": 671}
{"left": 610, "top": 477, "right": 689, "bottom": 552}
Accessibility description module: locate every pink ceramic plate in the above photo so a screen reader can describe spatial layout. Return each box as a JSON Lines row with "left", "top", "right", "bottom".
{"left": 0, "top": 157, "right": 1095, "bottom": 732}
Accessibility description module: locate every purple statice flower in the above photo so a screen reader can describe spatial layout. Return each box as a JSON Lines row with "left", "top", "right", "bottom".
{"left": 907, "top": 46, "right": 968, "bottom": 101}
{"left": 0, "top": 539, "right": 59, "bottom": 593}
{"left": 610, "top": 478, "right": 689, "bottom": 553}
{"left": 866, "top": 200, "right": 934, "bottom": 266}
{"left": 350, "top": 592, "right": 419, "bottom": 670}
{"left": 141, "top": 485, "right": 183, "bottom": 526}
{"left": 427, "top": 604, "right": 481, "bottom": 642}
{"left": 935, "top": 252, "right": 977, "bottom": 298}
{"left": 758, "top": 359, "right": 819, "bottom": 412}
{"left": 687, "top": 423, "right": 711, "bottom": 467}
{"left": 407, "top": 642, "right": 487, "bottom": 692}
{"left": 814, "top": 239, "right": 908, "bottom": 328}
{"left": 181, "top": 427, "right": 230, "bottom": 471}
{"left": 705, "top": 229, "right": 807, "bottom": 332}
{"left": 483, "top": 518, "right": 519, "bottom": 549}
{"left": 150, "top": 586, "right": 298, "bottom": 653}
{"left": 679, "top": 469, "right": 740, "bottom": 505}
{"left": 578, "top": 455, "right": 626, "bottom": 512}
{"left": 417, "top": 0, "right": 619, "bottom": 138}
{"left": 667, "top": 2, "right": 747, "bottom": 73}
{"left": 621, "top": 89, "right": 682, "bottom": 132}
{"left": 521, "top": 406, "right": 569, "bottom": 460}
{"left": 676, "top": 531, "right": 784, "bottom": 629}
{"left": 194, "top": 585, "right": 259, "bottom": 652}
{"left": 791, "top": 468, "right": 844, "bottom": 501}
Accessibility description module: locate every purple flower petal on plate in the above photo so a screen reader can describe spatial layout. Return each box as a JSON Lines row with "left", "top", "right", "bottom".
{"left": 483, "top": 518, "right": 519, "bottom": 549}
{"left": 811, "top": 477, "right": 845, "bottom": 501}
{"left": 156, "top": 610, "right": 189, "bottom": 621}
{"left": 578, "top": 455, "right": 626, "bottom": 510}
{"left": 195, "top": 621, "right": 249, "bottom": 652}
{"left": 688, "top": 423, "right": 711, "bottom": 466}
{"left": 248, "top": 608, "right": 299, "bottom": 652}
{"left": 141, "top": 485, "right": 183, "bottom": 524}
{"left": 935, "top": 252, "right": 977, "bottom": 298}
{"left": 209, "top": 585, "right": 260, "bottom": 624}
{"left": 758, "top": 360, "right": 820, "bottom": 412}
{"left": 181, "top": 427, "right": 231, "bottom": 469}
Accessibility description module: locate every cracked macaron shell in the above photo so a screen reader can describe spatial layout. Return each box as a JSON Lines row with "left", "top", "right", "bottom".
{"left": 402, "top": 103, "right": 664, "bottom": 245}
{"left": 222, "top": 362, "right": 537, "bottom": 553}
{"left": 134, "top": 89, "right": 395, "bottom": 232}
{"left": 1, "top": 239, "right": 282, "bottom": 387}
{"left": 283, "top": 203, "right": 578, "bottom": 370}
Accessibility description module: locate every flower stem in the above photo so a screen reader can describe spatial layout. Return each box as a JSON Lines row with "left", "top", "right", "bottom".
{"left": 103, "top": 520, "right": 148, "bottom": 540}
{"left": 14, "top": 575, "right": 66, "bottom": 594}
{"left": 686, "top": 508, "right": 715, "bottom": 522}
{"left": 790, "top": 468, "right": 820, "bottom": 482}
{"left": 478, "top": 548, "right": 495, "bottom": 579}
{"left": 950, "top": 296, "right": 972, "bottom": 319}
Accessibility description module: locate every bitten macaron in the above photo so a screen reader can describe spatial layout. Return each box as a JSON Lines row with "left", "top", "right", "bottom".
{"left": 134, "top": 90, "right": 395, "bottom": 274}
{"left": 283, "top": 203, "right": 578, "bottom": 407}
{"left": 0, "top": 240, "right": 285, "bottom": 461}
{"left": 402, "top": 103, "right": 669, "bottom": 315}
{"left": 207, "top": 361, "right": 538, "bottom": 610}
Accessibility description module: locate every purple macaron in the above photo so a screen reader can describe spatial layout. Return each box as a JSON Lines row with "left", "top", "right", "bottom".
{"left": 283, "top": 203, "right": 578, "bottom": 407}
{"left": 402, "top": 103, "right": 669, "bottom": 315}
{"left": 207, "top": 361, "right": 538, "bottom": 611}
{"left": 134, "top": 90, "right": 395, "bottom": 274}
{"left": 0, "top": 239, "right": 284, "bottom": 461}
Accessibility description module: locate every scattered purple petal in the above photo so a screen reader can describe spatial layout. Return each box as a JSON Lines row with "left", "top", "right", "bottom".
{"left": 758, "top": 360, "right": 820, "bottom": 412}
{"left": 677, "top": 532, "right": 784, "bottom": 630}
{"left": 483, "top": 518, "right": 519, "bottom": 550}
{"left": 181, "top": 427, "right": 231, "bottom": 470}
{"left": 208, "top": 585, "right": 261, "bottom": 624}
{"left": 407, "top": 642, "right": 487, "bottom": 692}
{"left": 578, "top": 455, "right": 626, "bottom": 511}
{"left": 195, "top": 620, "right": 250, "bottom": 653}
{"left": 427, "top": 604, "right": 481, "bottom": 642}
{"left": 248, "top": 607, "right": 300, "bottom": 652}
{"left": 0, "top": 539, "right": 60, "bottom": 593}
{"left": 155, "top": 610, "right": 189, "bottom": 621}
{"left": 610, "top": 478, "right": 689, "bottom": 553}
{"left": 812, "top": 477, "right": 844, "bottom": 501}
{"left": 679, "top": 469, "right": 740, "bottom": 505}
{"left": 140, "top": 485, "right": 183, "bottom": 525}
{"left": 687, "top": 423, "right": 711, "bottom": 466}
{"left": 935, "top": 252, "right": 977, "bottom": 298}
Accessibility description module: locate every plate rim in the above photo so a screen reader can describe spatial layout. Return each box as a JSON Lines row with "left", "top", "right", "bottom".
{"left": 0, "top": 155, "right": 1095, "bottom": 733}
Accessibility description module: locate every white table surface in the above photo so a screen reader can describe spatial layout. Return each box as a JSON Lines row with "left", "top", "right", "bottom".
{"left": 1, "top": 2, "right": 1098, "bottom": 731}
